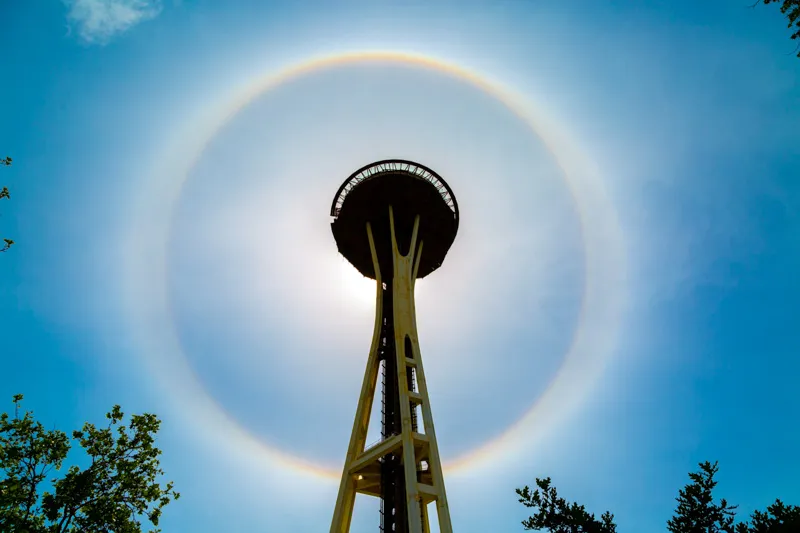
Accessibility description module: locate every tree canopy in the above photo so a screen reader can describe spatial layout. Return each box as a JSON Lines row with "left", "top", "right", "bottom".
{"left": 667, "top": 461, "right": 737, "bottom": 533}
{"left": 0, "top": 395, "right": 179, "bottom": 533}
{"left": 518, "top": 461, "right": 799, "bottom": 532}
{"left": 517, "top": 477, "right": 616, "bottom": 533}
{"left": 761, "top": 0, "right": 800, "bottom": 57}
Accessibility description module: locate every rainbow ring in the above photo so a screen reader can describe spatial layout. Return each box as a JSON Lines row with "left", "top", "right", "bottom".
{"left": 124, "top": 49, "right": 627, "bottom": 481}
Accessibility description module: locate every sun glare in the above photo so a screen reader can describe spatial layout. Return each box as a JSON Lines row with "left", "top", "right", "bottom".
{"left": 337, "top": 259, "right": 376, "bottom": 311}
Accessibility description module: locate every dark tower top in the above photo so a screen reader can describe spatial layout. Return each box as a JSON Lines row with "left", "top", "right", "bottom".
{"left": 330, "top": 160, "right": 459, "bottom": 280}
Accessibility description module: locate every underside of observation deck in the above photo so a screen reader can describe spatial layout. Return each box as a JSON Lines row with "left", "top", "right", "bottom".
{"left": 330, "top": 160, "right": 459, "bottom": 280}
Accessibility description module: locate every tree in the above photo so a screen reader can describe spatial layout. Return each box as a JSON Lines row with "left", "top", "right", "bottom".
{"left": 667, "top": 461, "right": 737, "bottom": 533}
{"left": 516, "top": 477, "right": 617, "bottom": 533}
{"left": 516, "top": 461, "right": 799, "bottom": 532}
{"left": 735, "top": 500, "right": 800, "bottom": 533}
{"left": 759, "top": 0, "right": 800, "bottom": 57}
{"left": 1, "top": 155, "right": 12, "bottom": 252}
{"left": 0, "top": 394, "right": 179, "bottom": 533}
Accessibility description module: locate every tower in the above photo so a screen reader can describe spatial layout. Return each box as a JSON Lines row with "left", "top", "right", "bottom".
{"left": 329, "top": 160, "right": 459, "bottom": 533}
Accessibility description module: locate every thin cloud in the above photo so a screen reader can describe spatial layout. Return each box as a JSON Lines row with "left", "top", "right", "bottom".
{"left": 64, "top": 0, "right": 162, "bottom": 45}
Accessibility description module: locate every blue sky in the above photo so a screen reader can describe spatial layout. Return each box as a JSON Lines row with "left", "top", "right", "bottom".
{"left": 1, "top": 1, "right": 799, "bottom": 532}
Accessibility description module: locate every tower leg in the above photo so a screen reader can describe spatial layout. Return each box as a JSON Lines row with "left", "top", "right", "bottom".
{"left": 420, "top": 501, "right": 430, "bottom": 532}
{"left": 388, "top": 207, "right": 453, "bottom": 533}
{"left": 407, "top": 269, "right": 452, "bottom": 533}
{"left": 330, "top": 224, "right": 384, "bottom": 533}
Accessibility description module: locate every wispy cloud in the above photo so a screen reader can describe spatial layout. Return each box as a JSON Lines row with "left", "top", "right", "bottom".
{"left": 64, "top": 0, "right": 162, "bottom": 45}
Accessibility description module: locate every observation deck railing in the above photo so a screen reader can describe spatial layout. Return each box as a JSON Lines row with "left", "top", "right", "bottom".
{"left": 330, "top": 160, "right": 458, "bottom": 220}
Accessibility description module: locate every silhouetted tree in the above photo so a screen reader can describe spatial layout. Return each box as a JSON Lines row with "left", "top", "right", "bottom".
{"left": 667, "top": 461, "right": 737, "bottom": 533}
{"left": 0, "top": 395, "right": 179, "bottom": 532}
{"left": 516, "top": 477, "right": 617, "bottom": 532}
{"left": 1, "top": 155, "right": 12, "bottom": 252}
{"left": 517, "top": 461, "right": 799, "bottom": 532}
{"left": 758, "top": 0, "right": 800, "bottom": 57}
{"left": 735, "top": 500, "right": 800, "bottom": 533}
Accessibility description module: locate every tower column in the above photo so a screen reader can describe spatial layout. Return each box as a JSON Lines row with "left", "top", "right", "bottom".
{"left": 389, "top": 207, "right": 452, "bottom": 533}
{"left": 389, "top": 208, "right": 425, "bottom": 533}
{"left": 330, "top": 223, "right": 385, "bottom": 533}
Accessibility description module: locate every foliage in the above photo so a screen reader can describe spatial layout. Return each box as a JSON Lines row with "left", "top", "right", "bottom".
{"left": 0, "top": 395, "right": 179, "bottom": 533}
{"left": 667, "top": 461, "right": 737, "bottom": 533}
{"left": 1, "top": 155, "right": 13, "bottom": 252}
{"left": 518, "top": 462, "right": 799, "bottom": 533}
{"left": 736, "top": 500, "right": 800, "bottom": 533}
{"left": 516, "top": 477, "right": 617, "bottom": 533}
{"left": 760, "top": 0, "right": 800, "bottom": 57}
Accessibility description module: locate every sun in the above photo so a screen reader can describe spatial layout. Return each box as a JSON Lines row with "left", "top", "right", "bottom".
{"left": 336, "top": 259, "right": 376, "bottom": 311}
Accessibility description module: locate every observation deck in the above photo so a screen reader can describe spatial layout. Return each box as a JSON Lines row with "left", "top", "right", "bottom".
{"left": 330, "top": 160, "right": 459, "bottom": 280}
